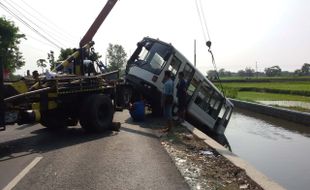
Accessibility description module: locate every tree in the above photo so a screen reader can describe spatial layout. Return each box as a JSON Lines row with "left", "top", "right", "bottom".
{"left": 207, "top": 70, "right": 217, "bottom": 79}
{"left": 301, "top": 63, "right": 310, "bottom": 76}
{"left": 0, "top": 17, "right": 26, "bottom": 73}
{"left": 58, "top": 48, "right": 74, "bottom": 61}
{"left": 294, "top": 69, "right": 302, "bottom": 76}
{"left": 218, "top": 68, "right": 225, "bottom": 77}
{"left": 244, "top": 67, "right": 255, "bottom": 77}
{"left": 264, "top": 65, "right": 282, "bottom": 77}
{"left": 237, "top": 69, "right": 246, "bottom": 77}
{"left": 106, "top": 43, "right": 127, "bottom": 71}
{"left": 37, "top": 59, "right": 47, "bottom": 73}
{"left": 47, "top": 50, "right": 56, "bottom": 70}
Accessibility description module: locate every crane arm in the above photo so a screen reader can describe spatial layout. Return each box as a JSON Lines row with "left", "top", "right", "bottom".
{"left": 79, "top": 0, "right": 118, "bottom": 47}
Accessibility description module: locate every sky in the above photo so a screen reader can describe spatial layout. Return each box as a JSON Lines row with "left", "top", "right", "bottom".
{"left": 1, "top": 0, "right": 310, "bottom": 75}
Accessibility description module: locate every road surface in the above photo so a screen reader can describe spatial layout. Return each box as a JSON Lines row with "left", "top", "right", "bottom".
{"left": 0, "top": 111, "right": 189, "bottom": 190}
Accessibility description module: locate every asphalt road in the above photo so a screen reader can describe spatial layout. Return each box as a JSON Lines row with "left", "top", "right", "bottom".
{"left": 0, "top": 111, "right": 189, "bottom": 190}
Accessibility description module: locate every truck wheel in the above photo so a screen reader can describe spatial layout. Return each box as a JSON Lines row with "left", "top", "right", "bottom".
{"left": 40, "top": 111, "right": 66, "bottom": 129}
{"left": 80, "top": 94, "right": 114, "bottom": 132}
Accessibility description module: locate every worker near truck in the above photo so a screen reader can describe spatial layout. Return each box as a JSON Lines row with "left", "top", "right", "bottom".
{"left": 161, "top": 70, "right": 174, "bottom": 132}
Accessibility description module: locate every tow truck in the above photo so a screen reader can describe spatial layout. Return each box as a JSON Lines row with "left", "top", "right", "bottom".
{"left": 0, "top": 0, "right": 127, "bottom": 132}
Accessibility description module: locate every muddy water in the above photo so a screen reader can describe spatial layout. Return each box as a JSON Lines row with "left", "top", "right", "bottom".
{"left": 225, "top": 108, "right": 310, "bottom": 190}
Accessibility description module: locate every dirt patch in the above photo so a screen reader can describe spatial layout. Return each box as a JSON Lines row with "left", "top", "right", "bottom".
{"left": 160, "top": 125, "right": 263, "bottom": 190}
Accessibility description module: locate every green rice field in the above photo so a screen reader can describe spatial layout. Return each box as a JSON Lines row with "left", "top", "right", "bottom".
{"left": 215, "top": 78, "right": 310, "bottom": 112}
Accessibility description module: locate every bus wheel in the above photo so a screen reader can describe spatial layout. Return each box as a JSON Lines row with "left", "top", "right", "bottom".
{"left": 80, "top": 94, "right": 114, "bottom": 132}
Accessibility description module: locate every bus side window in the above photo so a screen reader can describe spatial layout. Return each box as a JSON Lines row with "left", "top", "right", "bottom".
{"left": 208, "top": 92, "right": 223, "bottom": 119}
{"left": 187, "top": 76, "right": 199, "bottom": 97}
{"left": 168, "top": 56, "right": 182, "bottom": 80}
{"left": 183, "top": 64, "right": 195, "bottom": 85}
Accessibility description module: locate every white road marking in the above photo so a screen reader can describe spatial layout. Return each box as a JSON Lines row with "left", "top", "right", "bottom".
{"left": 3, "top": 156, "right": 43, "bottom": 190}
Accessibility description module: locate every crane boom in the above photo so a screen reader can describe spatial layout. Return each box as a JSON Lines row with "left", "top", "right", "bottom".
{"left": 79, "top": 0, "right": 118, "bottom": 47}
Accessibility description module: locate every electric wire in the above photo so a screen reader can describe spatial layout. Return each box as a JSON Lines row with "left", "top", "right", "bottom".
{"left": 195, "top": 0, "right": 208, "bottom": 42}
{"left": 198, "top": 0, "right": 211, "bottom": 41}
{"left": 9, "top": 0, "right": 74, "bottom": 46}
{"left": 0, "top": 1, "right": 62, "bottom": 49}
{"left": 18, "top": 0, "right": 77, "bottom": 44}
{"left": 2, "top": 0, "right": 67, "bottom": 48}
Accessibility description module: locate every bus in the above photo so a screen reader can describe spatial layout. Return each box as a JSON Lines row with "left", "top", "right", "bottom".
{"left": 125, "top": 37, "right": 233, "bottom": 135}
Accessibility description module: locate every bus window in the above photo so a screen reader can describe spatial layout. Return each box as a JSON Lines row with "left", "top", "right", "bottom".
{"left": 187, "top": 74, "right": 199, "bottom": 97}
{"left": 168, "top": 56, "right": 182, "bottom": 79}
{"left": 209, "top": 92, "right": 224, "bottom": 119}
{"left": 137, "top": 42, "right": 171, "bottom": 75}
{"left": 194, "top": 87, "right": 210, "bottom": 112}
{"left": 194, "top": 91, "right": 205, "bottom": 107}
{"left": 183, "top": 64, "right": 195, "bottom": 84}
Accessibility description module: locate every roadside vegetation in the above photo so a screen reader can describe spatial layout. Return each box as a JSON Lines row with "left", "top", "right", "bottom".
{"left": 208, "top": 65, "right": 310, "bottom": 113}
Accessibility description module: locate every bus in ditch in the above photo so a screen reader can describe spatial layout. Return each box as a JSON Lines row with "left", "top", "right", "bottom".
{"left": 125, "top": 37, "right": 233, "bottom": 135}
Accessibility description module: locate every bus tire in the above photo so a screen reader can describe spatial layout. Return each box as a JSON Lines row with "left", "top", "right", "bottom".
{"left": 80, "top": 94, "right": 114, "bottom": 132}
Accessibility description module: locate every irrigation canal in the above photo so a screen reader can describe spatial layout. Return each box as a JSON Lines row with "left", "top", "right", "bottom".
{"left": 224, "top": 108, "right": 310, "bottom": 190}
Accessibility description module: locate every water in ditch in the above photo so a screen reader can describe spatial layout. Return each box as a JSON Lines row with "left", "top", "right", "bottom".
{"left": 225, "top": 108, "right": 310, "bottom": 190}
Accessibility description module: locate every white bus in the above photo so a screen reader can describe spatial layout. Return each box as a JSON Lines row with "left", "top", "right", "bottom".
{"left": 125, "top": 37, "right": 233, "bottom": 135}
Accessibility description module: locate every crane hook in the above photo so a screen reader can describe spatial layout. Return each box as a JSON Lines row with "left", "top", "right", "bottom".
{"left": 206, "top": 41, "right": 212, "bottom": 49}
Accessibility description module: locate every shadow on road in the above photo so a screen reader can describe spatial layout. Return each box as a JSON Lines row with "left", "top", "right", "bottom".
{"left": 124, "top": 113, "right": 165, "bottom": 130}
{"left": 121, "top": 126, "right": 158, "bottom": 139}
{"left": 0, "top": 127, "right": 116, "bottom": 162}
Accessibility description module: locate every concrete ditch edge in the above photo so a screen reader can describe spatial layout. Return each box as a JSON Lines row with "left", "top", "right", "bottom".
{"left": 182, "top": 122, "right": 285, "bottom": 190}
{"left": 229, "top": 99, "right": 310, "bottom": 126}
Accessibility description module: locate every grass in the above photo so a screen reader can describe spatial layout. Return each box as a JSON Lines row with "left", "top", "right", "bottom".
{"left": 221, "top": 82, "right": 310, "bottom": 92}
{"left": 214, "top": 79, "right": 310, "bottom": 112}
{"left": 218, "top": 76, "right": 310, "bottom": 81}
{"left": 237, "top": 91, "right": 310, "bottom": 102}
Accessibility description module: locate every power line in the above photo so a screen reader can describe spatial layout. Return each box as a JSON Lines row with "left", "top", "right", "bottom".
{"left": 0, "top": 1, "right": 62, "bottom": 49}
{"left": 18, "top": 0, "right": 78, "bottom": 44}
{"left": 195, "top": 0, "right": 211, "bottom": 42}
{"left": 10, "top": 0, "right": 74, "bottom": 46}
{"left": 198, "top": 0, "right": 211, "bottom": 41}
{"left": 2, "top": 0, "right": 67, "bottom": 48}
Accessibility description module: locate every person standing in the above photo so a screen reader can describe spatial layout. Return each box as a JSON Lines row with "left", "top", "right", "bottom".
{"left": 176, "top": 71, "right": 187, "bottom": 123}
{"left": 162, "top": 70, "right": 174, "bottom": 132}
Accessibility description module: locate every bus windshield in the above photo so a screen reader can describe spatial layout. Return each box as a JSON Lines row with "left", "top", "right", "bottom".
{"left": 132, "top": 41, "right": 172, "bottom": 75}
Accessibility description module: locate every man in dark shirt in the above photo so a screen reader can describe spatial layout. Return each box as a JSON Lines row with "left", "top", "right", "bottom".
{"left": 176, "top": 72, "right": 187, "bottom": 123}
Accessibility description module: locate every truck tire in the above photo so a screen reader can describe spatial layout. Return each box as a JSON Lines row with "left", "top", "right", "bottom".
{"left": 80, "top": 94, "right": 114, "bottom": 132}
{"left": 40, "top": 111, "right": 66, "bottom": 129}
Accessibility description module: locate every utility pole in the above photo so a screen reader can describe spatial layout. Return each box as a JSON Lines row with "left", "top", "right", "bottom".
{"left": 256, "top": 61, "right": 258, "bottom": 79}
{"left": 0, "top": 56, "right": 5, "bottom": 130}
{"left": 194, "top": 39, "right": 196, "bottom": 67}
